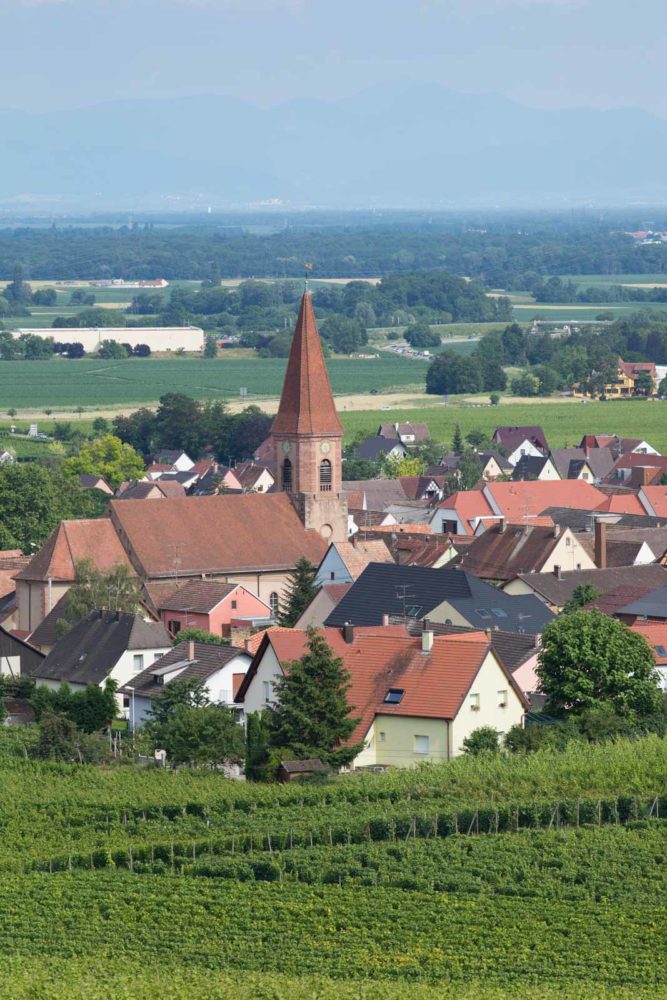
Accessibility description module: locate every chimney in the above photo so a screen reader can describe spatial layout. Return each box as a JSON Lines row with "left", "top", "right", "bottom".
{"left": 553, "top": 565, "right": 562, "bottom": 579}
{"left": 187, "top": 639, "right": 195, "bottom": 661}
{"left": 382, "top": 614, "right": 390, "bottom": 626}
{"left": 342, "top": 623, "right": 354, "bottom": 644}
{"left": 498, "top": 519, "right": 507, "bottom": 534}
{"left": 553, "top": 524, "right": 561, "bottom": 538}
{"left": 594, "top": 519, "right": 607, "bottom": 569}
{"left": 421, "top": 630, "right": 434, "bottom": 653}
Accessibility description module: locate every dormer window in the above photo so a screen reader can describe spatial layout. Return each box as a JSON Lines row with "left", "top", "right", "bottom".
{"left": 384, "top": 688, "right": 404, "bottom": 704}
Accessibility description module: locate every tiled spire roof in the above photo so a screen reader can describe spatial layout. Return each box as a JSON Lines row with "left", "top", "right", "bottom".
{"left": 271, "top": 292, "right": 344, "bottom": 436}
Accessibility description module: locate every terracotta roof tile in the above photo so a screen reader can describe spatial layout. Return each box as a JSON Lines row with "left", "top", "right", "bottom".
{"left": 629, "top": 622, "right": 667, "bottom": 664}
{"left": 485, "top": 480, "right": 605, "bottom": 522}
{"left": 271, "top": 293, "right": 343, "bottom": 437}
{"left": 595, "top": 493, "right": 646, "bottom": 515}
{"left": 459, "top": 523, "right": 563, "bottom": 580}
{"left": 641, "top": 486, "right": 667, "bottom": 518}
{"left": 159, "top": 579, "right": 239, "bottom": 614}
{"left": 15, "top": 519, "right": 134, "bottom": 583}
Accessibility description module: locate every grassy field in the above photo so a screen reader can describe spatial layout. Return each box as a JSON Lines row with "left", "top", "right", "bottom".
{"left": 342, "top": 399, "right": 667, "bottom": 452}
{"left": 513, "top": 302, "right": 667, "bottom": 321}
{"left": 0, "top": 733, "right": 663, "bottom": 997}
{"left": 563, "top": 273, "right": 667, "bottom": 286}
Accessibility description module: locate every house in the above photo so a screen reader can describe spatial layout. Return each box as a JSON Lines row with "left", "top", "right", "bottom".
{"left": 492, "top": 426, "right": 549, "bottom": 465}
{"left": 158, "top": 579, "right": 273, "bottom": 638}
{"left": 253, "top": 436, "right": 276, "bottom": 470}
{"left": 153, "top": 450, "right": 195, "bottom": 472}
{"left": 348, "top": 509, "right": 398, "bottom": 534}
{"left": 397, "top": 475, "right": 446, "bottom": 502}
{"left": 233, "top": 462, "right": 275, "bottom": 494}
{"left": 511, "top": 455, "right": 560, "bottom": 482}
{"left": 343, "top": 478, "right": 408, "bottom": 511}
{"left": 118, "top": 639, "right": 252, "bottom": 728}
{"left": 478, "top": 451, "right": 514, "bottom": 480}
{"left": 353, "top": 436, "right": 408, "bottom": 462}
{"left": 483, "top": 479, "right": 605, "bottom": 522}
{"left": 356, "top": 529, "right": 464, "bottom": 569}
{"left": 378, "top": 422, "right": 430, "bottom": 445}
{"left": 236, "top": 625, "right": 528, "bottom": 765}
{"left": 550, "top": 447, "right": 615, "bottom": 483}
{"left": 579, "top": 435, "right": 660, "bottom": 457}
{"left": 614, "top": 586, "right": 667, "bottom": 625}
{"left": 627, "top": 622, "right": 667, "bottom": 690}
{"left": 79, "top": 474, "right": 113, "bottom": 495}
{"left": 323, "top": 563, "right": 555, "bottom": 634}
{"left": 503, "top": 564, "right": 667, "bottom": 612}
{"left": 157, "top": 470, "right": 201, "bottom": 491}
{"left": 638, "top": 486, "right": 667, "bottom": 518}
{"left": 458, "top": 523, "right": 595, "bottom": 583}
{"left": 433, "top": 489, "right": 496, "bottom": 535}
{"left": 24, "top": 611, "right": 172, "bottom": 709}
{"left": 314, "top": 539, "right": 394, "bottom": 587}
{"left": 0, "top": 621, "right": 44, "bottom": 678}
{"left": 145, "top": 463, "right": 174, "bottom": 480}
{"left": 0, "top": 550, "right": 29, "bottom": 630}
{"left": 603, "top": 453, "right": 667, "bottom": 485}
{"left": 0, "top": 451, "right": 14, "bottom": 465}
{"left": 191, "top": 464, "right": 243, "bottom": 495}
{"left": 294, "top": 582, "right": 352, "bottom": 629}
{"left": 115, "top": 480, "right": 187, "bottom": 501}
{"left": 600, "top": 359, "right": 657, "bottom": 398}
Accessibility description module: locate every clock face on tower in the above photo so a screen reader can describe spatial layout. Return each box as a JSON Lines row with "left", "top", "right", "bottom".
{"left": 281, "top": 441, "right": 291, "bottom": 454}
{"left": 320, "top": 441, "right": 331, "bottom": 454}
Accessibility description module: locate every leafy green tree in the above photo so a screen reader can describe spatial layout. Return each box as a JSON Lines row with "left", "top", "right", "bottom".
{"left": 320, "top": 314, "right": 367, "bottom": 354}
{"left": 537, "top": 610, "right": 661, "bottom": 717}
{"left": 64, "top": 434, "right": 144, "bottom": 487}
{"left": 31, "top": 680, "right": 118, "bottom": 733}
{"left": 56, "top": 559, "right": 141, "bottom": 637}
{"left": 269, "top": 628, "right": 364, "bottom": 768}
{"left": 463, "top": 726, "right": 500, "bottom": 755}
{"left": 155, "top": 393, "right": 204, "bottom": 456}
{"left": 3, "top": 264, "right": 32, "bottom": 305}
{"left": 173, "top": 628, "right": 228, "bottom": 646}
{"left": 500, "top": 323, "right": 526, "bottom": 363}
{"left": 145, "top": 678, "right": 210, "bottom": 736}
{"left": 32, "top": 288, "right": 57, "bottom": 306}
{"left": 112, "top": 407, "right": 157, "bottom": 455}
{"left": 458, "top": 449, "right": 484, "bottom": 489}
{"left": 426, "top": 351, "right": 483, "bottom": 395}
{"left": 245, "top": 711, "right": 271, "bottom": 781}
{"left": 92, "top": 417, "right": 110, "bottom": 436}
{"left": 452, "top": 423, "right": 464, "bottom": 455}
{"left": 404, "top": 322, "right": 440, "bottom": 349}
{"left": 490, "top": 392, "right": 500, "bottom": 405}
{"left": 465, "top": 430, "right": 491, "bottom": 450}
{"left": 341, "top": 457, "right": 382, "bottom": 480}
{"left": 97, "top": 340, "right": 128, "bottom": 359}
{"left": 157, "top": 704, "right": 245, "bottom": 767}
{"left": 510, "top": 372, "right": 540, "bottom": 396}
{"left": 279, "top": 558, "right": 319, "bottom": 627}
{"left": 382, "top": 453, "right": 427, "bottom": 478}
{"left": 203, "top": 334, "right": 218, "bottom": 358}
{"left": 659, "top": 375, "right": 667, "bottom": 395}
{"left": 563, "top": 583, "right": 600, "bottom": 614}
{"left": 0, "top": 465, "right": 105, "bottom": 551}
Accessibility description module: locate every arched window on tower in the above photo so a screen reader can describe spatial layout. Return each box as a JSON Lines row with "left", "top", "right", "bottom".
{"left": 319, "top": 459, "right": 332, "bottom": 492}
{"left": 282, "top": 458, "right": 292, "bottom": 491}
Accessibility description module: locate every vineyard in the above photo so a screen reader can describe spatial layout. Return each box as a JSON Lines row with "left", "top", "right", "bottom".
{"left": 0, "top": 732, "right": 665, "bottom": 997}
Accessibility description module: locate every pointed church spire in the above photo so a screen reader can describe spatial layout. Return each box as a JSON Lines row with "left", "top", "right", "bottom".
{"left": 272, "top": 292, "right": 344, "bottom": 437}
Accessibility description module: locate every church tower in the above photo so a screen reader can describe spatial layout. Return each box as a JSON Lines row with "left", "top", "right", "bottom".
{"left": 272, "top": 291, "right": 348, "bottom": 544}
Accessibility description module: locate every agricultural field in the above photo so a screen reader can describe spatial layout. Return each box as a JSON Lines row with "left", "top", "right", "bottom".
{"left": 0, "top": 733, "right": 664, "bottom": 997}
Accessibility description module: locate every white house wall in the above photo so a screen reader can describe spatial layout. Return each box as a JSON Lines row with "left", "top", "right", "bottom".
{"left": 241, "top": 644, "right": 284, "bottom": 717}
{"left": 450, "top": 651, "right": 525, "bottom": 755}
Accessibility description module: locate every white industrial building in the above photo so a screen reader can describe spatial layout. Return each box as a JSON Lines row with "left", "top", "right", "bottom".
{"left": 12, "top": 326, "right": 204, "bottom": 353}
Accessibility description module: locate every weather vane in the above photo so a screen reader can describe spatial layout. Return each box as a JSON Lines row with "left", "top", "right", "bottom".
{"left": 304, "top": 261, "right": 313, "bottom": 291}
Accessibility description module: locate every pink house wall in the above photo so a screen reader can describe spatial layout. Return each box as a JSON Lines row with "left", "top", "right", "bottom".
{"left": 161, "top": 586, "right": 271, "bottom": 638}
{"left": 512, "top": 652, "right": 540, "bottom": 698}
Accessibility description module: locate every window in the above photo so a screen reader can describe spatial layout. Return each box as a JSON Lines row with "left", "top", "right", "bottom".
{"left": 491, "top": 608, "right": 508, "bottom": 619}
{"left": 269, "top": 592, "right": 279, "bottom": 616}
{"left": 565, "top": 536, "right": 571, "bottom": 546}
{"left": 475, "top": 609, "right": 492, "bottom": 620}
{"left": 384, "top": 688, "right": 404, "bottom": 704}
{"left": 153, "top": 652, "right": 162, "bottom": 662}
{"left": 133, "top": 654, "right": 144, "bottom": 672}
{"left": 282, "top": 457, "right": 292, "bottom": 490}
{"left": 469, "top": 693, "right": 480, "bottom": 711}
{"left": 231, "top": 599, "right": 237, "bottom": 610}
{"left": 414, "top": 735, "right": 430, "bottom": 754}
{"left": 262, "top": 681, "right": 271, "bottom": 704}
{"left": 656, "top": 645, "right": 667, "bottom": 657}
{"left": 168, "top": 619, "right": 181, "bottom": 635}
{"left": 378, "top": 731, "right": 386, "bottom": 743}
{"left": 497, "top": 689, "right": 508, "bottom": 707}
{"left": 319, "top": 458, "right": 332, "bottom": 491}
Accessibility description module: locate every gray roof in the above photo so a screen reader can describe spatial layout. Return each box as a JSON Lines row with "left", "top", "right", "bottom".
{"left": 354, "top": 436, "right": 407, "bottom": 461}
{"left": 28, "top": 593, "right": 70, "bottom": 648}
{"left": 324, "top": 563, "right": 554, "bottom": 634}
{"left": 385, "top": 503, "right": 434, "bottom": 525}
{"left": 605, "top": 526, "right": 667, "bottom": 558}
{"left": 511, "top": 455, "right": 555, "bottom": 481}
{"left": 343, "top": 478, "right": 408, "bottom": 510}
{"left": 542, "top": 507, "right": 667, "bottom": 533}
{"left": 415, "top": 619, "right": 539, "bottom": 672}
{"left": 550, "top": 447, "right": 615, "bottom": 481}
{"left": 513, "top": 565, "right": 667, "bottom": 608}
{"left": 27, "top": 611, "right": 171, "bottom": 685}
{"left": 159, "top": 579, "right": 237, "bottom": 614}
{"left": 119, "top": 639, "right": 247, "bottom": 698}
{"left": 616, "top": 586, "right": 667, "bottom": 619}
{"left": 0, "top": 622, "right": 44, "bottom": 674}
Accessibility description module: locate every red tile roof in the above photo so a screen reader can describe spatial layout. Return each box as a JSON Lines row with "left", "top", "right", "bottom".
{"left": 15, "top": 519, "right": 134, "bottom": 583}
{"left": 485, "top": 480, "right": 604, "bottom": 521}
{"left": 594, "top": 493, "right": 646, "bottom": 515}
{"left": 271, "top": 293, "right": 344, "bottom": 437}
{"left": 628, "top": 622, "right": 667, "bottom": 664}
{"left": 437, "top": 490, "right": 495, "bottom": 534}
{"left": 640, "top": 486, "right": 667, "bottom": 518}
{"left": 109, "top": 493, "right": 326, "bottom": 577}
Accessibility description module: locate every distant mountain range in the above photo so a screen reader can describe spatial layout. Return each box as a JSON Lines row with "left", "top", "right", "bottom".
{"left": 2, "top": 82, "right": 667, "bottom": 210}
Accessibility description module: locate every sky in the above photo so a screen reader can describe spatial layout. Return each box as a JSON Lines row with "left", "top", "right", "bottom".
{"left": 2, "top": 0, "right": 664, "bottom": 117}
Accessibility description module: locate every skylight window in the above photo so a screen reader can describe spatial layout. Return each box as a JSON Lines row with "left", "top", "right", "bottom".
{"left": 655, "top": 645, "right": 667, "bottom": 657}
{"left": 384, "top": 688, "right": 404, "bottom": 704}
{"left": 475, "top": 609, "right": 492, "bottom": 619}
{"left": 491, "top": 608, "right": 508, "bottom": 618}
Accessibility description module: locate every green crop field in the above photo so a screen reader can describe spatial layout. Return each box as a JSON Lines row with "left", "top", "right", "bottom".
{"left": 562, "top": 273, "right": 667, "bottom": 286}
{"left": 0, "top": 732, "right": 664, "bottom": 997}
{"left": 513, "top": 303, "right": 667, "bottom": 321}
{"left": 342, "top": 399, "right": 667, "bottom": 452}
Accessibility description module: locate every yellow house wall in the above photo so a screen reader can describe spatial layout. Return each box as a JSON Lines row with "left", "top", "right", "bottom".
{"left": 544, "top": 530, "right": 596, "bottom": 573}
{"left": 450, "top": 651, "right": 525, "bottom": 755}
{"left": 354, "top": 714, "right": 450, "bottom": 769}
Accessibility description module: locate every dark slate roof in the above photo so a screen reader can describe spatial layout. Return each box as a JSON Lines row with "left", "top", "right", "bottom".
{"left": 27, "top": 611, "right": 171, "bottom": 685}
{"left": 0, "top": 622, "right": 44, "bottom": 674}
{"left": 550, "top": 447, "right": 615, "bottom": 481}
{"left": 616, "top": 586, "right": 667, "bottom": 619}
{"left": 324, "top": 563, "right": 554, "bottom": 634}
{"left": 479, "top": 451, "right": 513, "bottom": 472}
{"left": 354, "top": 436, "right": 407, "bottom": 461}
{"left": 514, "top": 565, "right": 667, "bottom": 608}
{"left": 28, "top": 593, "right": 71, "bottom": 648}
{"left": 511, "top": 455, "right": 554, "bottom": 481}
{"left": 458, "top": 523, "right": 562, "bottom": 580}
{"left": 119, "top": 639, "right": 246, "bottom": 698}
{"left": 542, "top": 507, "right": 667, "bottom": 533}
{"left": 492, "top": 425, "right": 549, "bottom": 453}
{"left": 412, "top": 618, "right": 539, "bottom": 671}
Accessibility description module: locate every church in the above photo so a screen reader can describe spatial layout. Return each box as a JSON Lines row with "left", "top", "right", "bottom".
{"left": 15, "top": 291, "right": 348, "bottom": 634}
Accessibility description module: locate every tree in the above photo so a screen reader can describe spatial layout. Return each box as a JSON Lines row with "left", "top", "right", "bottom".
{"left": 158, "top": 704, "right": 245, "bottom": 767}
{"left": 382, "top": 453, "right": 427, "bottom": 478}
{"left": 341, "top": 457, "right": 381, "bottom": 480}
{"left": 563, "top": 583, "right": 600, "bottom": 614}
{"left": 501, "top": 323, "right": 526, "bottom": 363}
{"left": 155, "top": 393, "right": 204, "bottom": 456}
{"left": 320, "top": 314, "right": 367, "bottom": 354}
{"left": 510, "top": 372, "right": 540, "bottom": 397}
{"left": 32, "top": 288, "right": 57, "bottom": 306}
{"left": 465, "top": 430, "right": 491, "bottom": 450}
{"left": 56, "top": 559, "right": 141, "bottom": 637}
{"left": 279, "top": 558, "right": 319, "bottom": 627}
{"left": 113, "top": 407, "right": 157, "bottom": 455}
{"left": 537, "top": 610, "right": 661, "bottom": 717}
{"left": 31, "top": 680, "right": 118, "bottom": 733}
{"left": 457, "top": 449, "right": 484, "bottom": 489}
{"left": 245, "top": 711, "right": 271, "bottom": 781}
{"left": 64, "top": 434, "right": 144, "bottom": 487}
{"left": 426, "top": 351, "right": 483, "bottom": 395}
{"left": 3, "top": 264, "right": 32, "bottom": 305}
{"left": 452, "top": 423, "right": 464, "bottom": 455}
{"left": 463, "top": 726, "right": 500, "bottom": 755}
{"left": 97, "top": 340, "right": 128, "bottom": 359}
{"left": 659, "top": 375, "right": 667, "bottom": 396}
{"left": 490, "top": 392, "right": 500, "bottom": 405}
{"left": 145, "top": 678, "right": 210, "bottom": 736}
{"left": 269, "top": 628, "right": 364, "bottom": 768}
{"left": 404, "top": 322, "right": 440, "bottom": 349}
{"left": 173, "top": 628, "right": 228, "bottom": 646}
{"left": 203, "top": 334, "right": 218, "bottom": 358}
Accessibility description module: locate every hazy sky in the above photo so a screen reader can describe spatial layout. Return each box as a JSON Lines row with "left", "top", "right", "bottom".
{"left": 3, "top": 0, "right": 664, "bottom": 117}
